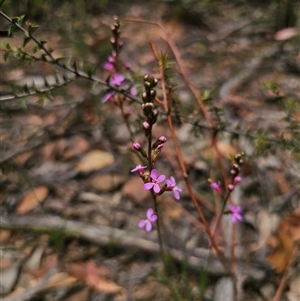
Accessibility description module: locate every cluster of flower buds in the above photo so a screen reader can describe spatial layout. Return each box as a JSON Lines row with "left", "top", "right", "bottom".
{"left": 110, "top": 17, "right": 123, "bottom": 58}
{"left": 210, "top": 152, "right": 244, "bottom": 193}
{"left": 141, "top": 75, "right": 159, "bottom": 133}
{"left": 228, "top": 152, "right": 244, "bottom": 191}
{"left": 101, "top": 17, "right": 137, "bottom": 103}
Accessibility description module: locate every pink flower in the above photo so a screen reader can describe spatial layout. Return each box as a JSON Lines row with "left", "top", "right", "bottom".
{"left": 166, "top": 176, "right": 182, "bottom": 200}
{"left": 130, "top": 87, "right": 137, "bottom": 96}
{"left": 138, "top": 208, "right": 158, "bottom": 232}
{"left": 102, "top": 91, "right": 115, "bottom": 103}
{"left": 131, "top": 164, "right": 147, "bottom": 175}
{"left": 211, "top": 181, "right": 222, "bottom": 193}
{"left": 229, "top": 205, "right": 243, "bottom": 223}
{"left": 143, "top": 169, "right": 166, "bottom": 193}
{"left": 110, "top": 73, "right": 124, "bottom": 86}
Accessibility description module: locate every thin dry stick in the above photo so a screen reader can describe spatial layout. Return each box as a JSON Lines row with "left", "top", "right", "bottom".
{"left": 272, "top": 245, "right": 298, "bottom": 301}
{"left": 149, "top": 41, "right": 232, "bottom": 275}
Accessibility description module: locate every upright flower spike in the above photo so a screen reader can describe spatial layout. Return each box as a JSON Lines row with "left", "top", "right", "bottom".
{"left": 143, "top": 169, "right": 166, "bottom": 193}
{"left": 166, "top": 176, "right": 182, "bottom": 200}
{"left": 110, "top": 73, "right": 125, "bottom": 86}
{"left": 138, "top": 208, "right": 158, "bottom": 232}
{"left": 230, "top": 205, "right": 243, "bottom": 223}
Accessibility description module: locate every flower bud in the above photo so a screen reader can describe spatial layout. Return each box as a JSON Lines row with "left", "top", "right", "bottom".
{"left": 158, "top": 136, "right": 167, "bottom": 143}
{"left": 234, "top": 176, "right": 242, "bottom": 184}
{"left": 142, "top": 91, "right": 148, "bottom": 102}
{"left": 228, "top": 184, "right": 234, "bottom": 191}
{"left": 132, "top": 142, "right": 141, "bottom": 150}
{"left": 143, "top": 121, "right": 150, "bottom": 130}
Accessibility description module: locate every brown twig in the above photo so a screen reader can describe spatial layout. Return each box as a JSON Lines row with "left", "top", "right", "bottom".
{"left": 149, "top": 41, "right": 232, "bottom": 275}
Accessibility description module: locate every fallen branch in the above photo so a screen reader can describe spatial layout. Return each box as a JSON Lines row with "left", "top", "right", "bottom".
{"left": 0, "top": 214, "right": 268, "bottom": 277}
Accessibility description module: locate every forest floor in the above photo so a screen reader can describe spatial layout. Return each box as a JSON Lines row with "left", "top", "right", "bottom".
{"left": 0, "top": 1, "right": 299, "bottom": 301}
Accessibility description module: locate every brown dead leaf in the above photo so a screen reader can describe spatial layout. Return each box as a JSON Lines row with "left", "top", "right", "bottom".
{"left": 274, "top": 171, "right": 290, "bottom": 194}
{"left": 267, "top": 210, "right": 300, "bottom": 273}
{"left": 66, "top": 260, "right": 122, "bottom": 294}
{"left": 29, "top": 254, "right": 58, "bottom": 278}
{"left": 0, "top": 230, "right": 11, "bottom": 243}
{"left": 42, "top": 272, "right": 78, "bottom": 290}
{"left": 89, "top": 276, "right": 122, "bottom": 294}
{"left": 63, "top": 136, "right": 90, "bottom": 159}
{"left": 75, "top": 150, "right": 114, "bottom": 172}
{"left": 16, "top": 186, "right": 49, "bottom": 214}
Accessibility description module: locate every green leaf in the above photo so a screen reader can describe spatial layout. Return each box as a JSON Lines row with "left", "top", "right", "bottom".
{"left": 33, "top": 45, "right": 39, "bottom": 54}
{"left": 8, "top": 24, "right": 17, "bottom": 37}
{"left": 45, "top": 91, "right": 53, "bottom": 101}
{"left": 87, "top": 65, "right": 97, "bottom": 78}
{"left": 3, "top": 52, "right": 9, "bottom": 61}
{"left": 23, "top": 36, "right": 31, "bottom": 47}
{"left": 28, "top": 24, "right": 39, "bottom": 35}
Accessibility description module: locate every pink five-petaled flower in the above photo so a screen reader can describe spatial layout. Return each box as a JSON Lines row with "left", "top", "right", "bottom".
{"left": 166, "top": 176, "right": 182, "bottom": 200}
{"left": 138, "top": 208, "right": 158, "bottom": 232}
{"left": 131, "top": 164, "right": 147, "bottom": 175}
{"left": 143, "top": 169, "right": 166, "bottom": 193}
{"left": 211, "top": 181, "right": 222, "bottom": 193}
{"left": 110, "top": 73, "right": 125, "bottom": 86}
{"left": 229, "top": 205, "right": 243, "bottom": 223}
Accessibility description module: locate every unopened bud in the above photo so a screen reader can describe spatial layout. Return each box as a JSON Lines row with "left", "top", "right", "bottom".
{"left": 142, "top": 92, "right": 148, "bottom": 102}
{"left": 143, "top": 121, "right": 150, "bottom": 130}
{"left": 228, "top": 184, "right": 234, "bottom": 191}
{"left": 158, "top": 136, "right": 167, "bottom": 143}
{"left": 150, "top": 89, "right": 156, "bottom": 99}
{"left": 132, "top": 142, "right": 141, "bottom": 150}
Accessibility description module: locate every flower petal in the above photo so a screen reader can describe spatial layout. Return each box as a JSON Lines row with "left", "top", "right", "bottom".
{"left": 144, "top": 183, "right": 154, "bottom": 190}
{"left": 153, "top": 183, "right": 161, "bottom": 193}
{"left": 102, "top": 91, "right": 115, "bottom": 103}
{"left": 156, "top": 175, "right": 166, "bottom": 183}
{"left": 149, "top": 214, "right": 157, "bottom": 222}
{"left": 150, "top": 169, "right": 158, "bottom": 180}
{"left": 145, "top": 221, "right": 152, "bottom": 232}
{"left": 138, "top": 220, "right": 146, "bottom": 228}
{"left": 173, "top": 190, "right": 180, "bottom": 200}
{"left": 147, "top": 208, "right": 154, "bottom": 219}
